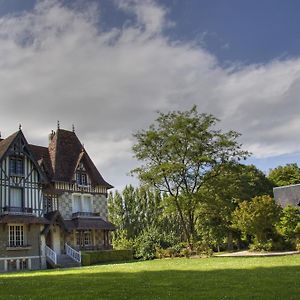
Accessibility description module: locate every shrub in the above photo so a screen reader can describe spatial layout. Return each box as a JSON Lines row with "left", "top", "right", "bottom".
{"left": 112, "top": 229, "right": 134, "bottom": 250}
{"left": 233, "top": 195, "right": 282, "bottom": 246}
{"left": 249, "top": 238, "right": 273, "bottom": 252}
{"left": 180, "top": 248, "right": 192, "bottom": 258}
{"left": 195, "top": 241, "right": 213, "bottom": 257}
{"left": 276, "top": 206, "right": 300, "bottom": 248}
{"left": 81, "top": 250, "right": 134, "bottom": 266}
{"left": 134, "top": 226, "right": 162, "bottom": 260}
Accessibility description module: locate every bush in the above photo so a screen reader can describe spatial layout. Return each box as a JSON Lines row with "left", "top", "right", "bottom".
{"left": 180, "top": 248, "right": 192, "bottom": 258}
{"left": 249, "top": 238, "right": 273, "bottom": 252}
{"left": 134, "top": 226, "right": 162, "bottom": 260}
{"left": 195, "top": 241, "right": 213, "bottom": 257}
{"left": 81, "top": 250, "right": 134, "bottom": 266}
{"left": 233, "top": 195, "right": 282, "bottom": 246}
{"left": 112, "top": 229, "right": 134, "bottom": 250}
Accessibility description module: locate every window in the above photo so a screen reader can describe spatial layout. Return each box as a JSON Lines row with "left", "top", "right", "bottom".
{"left": 9, "top": 225, "right": 25, "bottom": 247}
{"left": 9, "top": 157, "right": 24, "bottom": 176}
{"left": 84, "top": 231, "right": 92, "bottom": 245}
{"left": 76, "top": 171, "right": 88, "bottom": 186}
{"left": 10, "top": 188, "right": 23, "bottom": 210}
{"left": 76, "top": 230, "right": 92, "bottom": 247}
{"left": 72, "top": 194, "right": 93, "bottom": 213}
{"left": 82, "top": 195, "right": 92, "bottom": 212}
{"left": 73, "top": 195, "right": 82, "bottom": 213}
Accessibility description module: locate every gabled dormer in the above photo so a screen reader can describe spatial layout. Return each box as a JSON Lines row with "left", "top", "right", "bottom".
{"left": 0, "top": 130, "right": 47, "bottom": 216}
{"left": 45, "top": 128, "right": 113, "bottom": 194}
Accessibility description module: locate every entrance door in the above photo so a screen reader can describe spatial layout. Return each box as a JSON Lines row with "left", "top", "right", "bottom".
{"left": 52, "top": 225, "right": 61, "bottom": 254}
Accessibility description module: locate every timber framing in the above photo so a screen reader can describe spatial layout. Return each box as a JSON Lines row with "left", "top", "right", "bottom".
{"left": 0, "top": 126, "right": 115, "bottom": 272}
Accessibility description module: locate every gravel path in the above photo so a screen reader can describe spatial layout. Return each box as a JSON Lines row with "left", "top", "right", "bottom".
{"left": 216, "top": 250, "right": 300, "bottom": 257}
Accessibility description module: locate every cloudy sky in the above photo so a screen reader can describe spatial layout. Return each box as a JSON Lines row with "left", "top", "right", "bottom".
{"left": 1, "top": 0, "right": 300, "bottom": 190}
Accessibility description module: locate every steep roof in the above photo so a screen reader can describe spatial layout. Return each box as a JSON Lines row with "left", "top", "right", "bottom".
{"left": 46, "top": 129, "right": 112, "bottom": 188}
{"left": 29, "top": 144, "right": 54, "bottom": 179}
{"left": 0, "top": 131, "right": 19, "bottom": 160}
{"left": 0, "top": 128, "right": 112, "bottom": 189}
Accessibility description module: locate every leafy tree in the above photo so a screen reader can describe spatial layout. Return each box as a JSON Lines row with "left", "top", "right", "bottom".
{"left": 132, "top": 106, "right": 249, "bottom": 246}
{"left": 108, "top": 185, "right": 180, "bottom": 242}
{"left": 232, "top": 195, "right": 282, "bottom": 246}
{"left": 268, "top": 163, "right": 300, "bottom": 187}
{"left": 196, "top": 163, "right": 274, "bottom": 250}
{"left": 277, "top": 205, "right": 300, "bottom": 243}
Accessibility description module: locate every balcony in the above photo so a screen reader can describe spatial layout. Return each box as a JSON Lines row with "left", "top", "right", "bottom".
{"left": 72, "top": 212, "right": 100, "bottom": 218}
{"left": 2, "top": 206, "right": 33, "bottom": 215}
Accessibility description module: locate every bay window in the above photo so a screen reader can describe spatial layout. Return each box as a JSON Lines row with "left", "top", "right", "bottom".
{"left": 72, "top": 194, "right": 93, "bottom": 213}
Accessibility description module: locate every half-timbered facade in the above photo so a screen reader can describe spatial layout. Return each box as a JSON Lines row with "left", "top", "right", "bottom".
{"left": 0, "top": 127, "right": 115, "bottom": 272}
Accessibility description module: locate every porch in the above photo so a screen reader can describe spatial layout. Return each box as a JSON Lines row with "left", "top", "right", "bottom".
{"left": 43, "top": 210, "right": 116, "bottom": 267}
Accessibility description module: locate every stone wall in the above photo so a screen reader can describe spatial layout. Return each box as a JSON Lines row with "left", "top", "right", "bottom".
{"left": 0, "top": 224, "right": 45, "bottom": 272}
{"left": 58, "top": 192, "right": 108, "bottom": 220}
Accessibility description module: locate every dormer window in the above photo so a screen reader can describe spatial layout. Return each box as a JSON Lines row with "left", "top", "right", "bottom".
{"left": 76, "top": 171, "right": 87, "bottom": 186}
{"left": 9, "top": 156, "right": 24, "bottom": 176}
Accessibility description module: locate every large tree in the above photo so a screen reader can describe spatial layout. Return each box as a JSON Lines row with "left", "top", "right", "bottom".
{"left": 268, "top": 163, "right": 300, "bottom": 187}
{"left": 232, "top": 195, "right": 282, "bottom": 245}
{"left": 196, "top": 163, "right": 274, "bottom": 250}
{"left": 132, "top": 106, "right": 249, "bottom": 246}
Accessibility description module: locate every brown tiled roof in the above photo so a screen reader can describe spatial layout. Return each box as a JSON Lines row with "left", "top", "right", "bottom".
{"left": 65, "top": 217, "right": 116, "bottom": 231}
{"left": 0, "top": 131, "right": 19, "bottom": 160}
{"left": 0, "top": 128, "right": 112, "bottom": 188}
{"left": 29, "top": 144, "right": 54, "bottom": 179}
{"left": 46, "top": 129, "right": 112, "bottom": 188}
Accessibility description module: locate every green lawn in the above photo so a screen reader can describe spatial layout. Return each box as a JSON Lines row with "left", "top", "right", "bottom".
{"left": 1, "top": 255, "right": 300, "bottom": 299}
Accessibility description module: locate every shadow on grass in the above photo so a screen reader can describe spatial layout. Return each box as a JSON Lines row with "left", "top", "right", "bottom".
{"left": 0, "top": 264, "right": 300, "bottom": 300}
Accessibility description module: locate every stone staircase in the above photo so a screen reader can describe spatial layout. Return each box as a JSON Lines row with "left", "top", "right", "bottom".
{"left": 56, "top": 254, "right": 81, "bottom": 268}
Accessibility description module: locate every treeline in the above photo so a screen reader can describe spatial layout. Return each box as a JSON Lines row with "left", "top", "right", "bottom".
{"left": 108, "top": 163, "right": 300, "bottom": 259}
{"left": 108, "top": 107, "right": 300, "bottom": 259}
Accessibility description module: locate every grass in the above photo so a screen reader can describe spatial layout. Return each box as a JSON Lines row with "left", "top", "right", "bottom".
{"left": 1, "top": 255, "right": 300, "bottom": 299}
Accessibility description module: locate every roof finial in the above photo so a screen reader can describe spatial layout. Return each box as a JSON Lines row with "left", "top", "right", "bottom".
{"left": 57, "top": 120, "right": 60, "bottom": 129}
{"left": 19, "top": 124, "right": 22, "bottom": 131}
{"left": 72, "top": 124, "right": 75, "bottom": 133}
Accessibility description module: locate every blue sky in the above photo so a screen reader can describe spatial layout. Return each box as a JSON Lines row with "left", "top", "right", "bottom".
{"left": 0, "top": 0, "right": 300, "bottom": 187}
{"left": 3, "top": 0, "right": 300, "bottom": 65}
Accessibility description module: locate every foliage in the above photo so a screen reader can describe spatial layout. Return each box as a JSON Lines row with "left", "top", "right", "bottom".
{"left": 108, "top": 185, "right": 180, "bottom": 241}
{"left": 196, "top": 163, "right": 273, "bottom": 250}
{"left": 277, "top": 205, "right": 300, "bottom": 246}
{"left": 134, "top": 226, "right": 163, "bottom": 260}
{"left": 112, "top": 229, "right": 134, "bottom": 250}
{"left": 132, "top": 106, "right": 249, "bottom": 245}
{"left": 232, "top": 195, "right": 282, "bottom": 246}
{"left": 81, "top": 249, "right": 134, "bottom": 266}
{"left": 268, "top": 163, "right": 300, "bottom": 187}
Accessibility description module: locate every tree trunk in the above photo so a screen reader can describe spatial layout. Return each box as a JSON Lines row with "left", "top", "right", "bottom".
{"left": 173, "top": 197, "right": 192, "bottom": 248}
{"left": 227, "top": 231, "right": 233, "bottom": 251}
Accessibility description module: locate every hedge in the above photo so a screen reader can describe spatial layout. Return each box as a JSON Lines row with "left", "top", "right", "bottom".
{"left": 81, "top": 249, "right": 134, "bottom": 266}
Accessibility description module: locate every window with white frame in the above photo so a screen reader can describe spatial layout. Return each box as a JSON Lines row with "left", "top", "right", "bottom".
{"left": 10, "top": 187, "right": 23, "bottom": 210}
{"left": 76, "top": 230, "right": 92, "bottom": 247}
{"left": 84, "top": 230, "right": 92, "bottom": 245}
{"left": 8, "top": 225, "right": 25, "bottom": 247}
{"left": 72, "top": 194, "right": 93, "bottom": 213}
{"left": 9, "top": 156, "right": 24, "bottom": 176}
{"left": 82, "top": 195, "right": 93, "bottom": 212}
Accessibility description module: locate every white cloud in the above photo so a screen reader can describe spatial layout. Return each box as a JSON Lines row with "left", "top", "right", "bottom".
{"left": 0, "top": 0, "right": 300, "bottom": 189}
